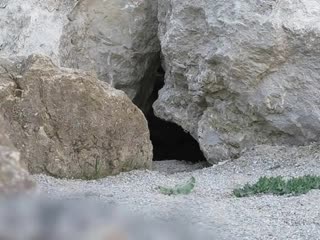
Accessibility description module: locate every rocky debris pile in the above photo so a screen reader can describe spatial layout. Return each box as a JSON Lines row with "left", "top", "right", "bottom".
{"left": 154, "top": 0, "right": 320, "bottom": 163}
{"left": 0, "top": 55, "right": 152, "bottom": 179}
{"left": 0, "top": 115, "right": 35, "bottom": 195}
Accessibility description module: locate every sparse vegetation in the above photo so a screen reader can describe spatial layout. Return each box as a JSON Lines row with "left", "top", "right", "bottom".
{"left": 157, "top": 176, "right": 196, "bottom": 195}
{"left": 233, "top": 175, "right": 320, "bottom": 197}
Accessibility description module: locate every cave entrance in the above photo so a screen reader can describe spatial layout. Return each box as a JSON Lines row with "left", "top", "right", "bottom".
{"left": 146, "top": 67, "right": 206, "bottom": 162}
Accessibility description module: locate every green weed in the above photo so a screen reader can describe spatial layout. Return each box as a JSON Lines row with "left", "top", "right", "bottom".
{"left": 234, "top": 175, "right": 320, "bottom": 197}
{"left": 157, "top": 176, "right": 196, "bottom": 196}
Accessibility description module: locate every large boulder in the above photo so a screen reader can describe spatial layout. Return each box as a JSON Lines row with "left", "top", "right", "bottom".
{"left": 154, "top": 0, "right": 320, "bottom": 163}
{"left": 0, "top": 55, "right": 152, "bottom": 179}
{"left": 59, "top": 0, "right": 160, "bottom": 111}
{"left": 0, "top": 0, "right": 160, "bottom": 111}
{"left": 0, "top": 115, "right": 35, "bottom": 195}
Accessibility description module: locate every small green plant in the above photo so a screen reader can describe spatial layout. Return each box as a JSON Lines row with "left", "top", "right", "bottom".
{"left": 233, "top": 175, "right": 320, "bottom": 197}
{"left": 157, "top": 176, "right": 196, "bottom": 196}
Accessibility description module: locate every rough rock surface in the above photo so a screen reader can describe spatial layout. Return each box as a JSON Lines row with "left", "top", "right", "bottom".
{"left": 0, "top": 114, "right": 13, "bottom": 149}
{"left": 154, "top": 0, "right": 320, "bottom": 163}
{"left": 59, "top": 0, "right": 160, "bottom": 111}
{"left": 0, "top": 55, "right": 152, "bottom": 179}
{"left": 0, "top": 0, "right": 76, "bottom": 63}
{"left": 0, "top": 0, "right": 160, "bottom": 111}
{"left": 0, "top": 115, "right": 35, "bottom": 195}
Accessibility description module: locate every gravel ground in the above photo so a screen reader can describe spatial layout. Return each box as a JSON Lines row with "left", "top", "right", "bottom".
{"left": 34, "top": 144, "right": 320, "bottom": 240}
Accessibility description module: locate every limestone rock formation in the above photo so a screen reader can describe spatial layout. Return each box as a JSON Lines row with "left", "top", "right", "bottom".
{"left": 0, "top": 55, "right": 152, "bottom": 179}
{"left": 0, "top": 115, "right": 35, "bottom": 195}
{"left": 0, "top": 0, "right": 76, "bottom": 63}
{"left": 0, "top": 0, "right": 160, "bottom": 111}
{"left": 59, "top": 0, "right": 160, "bottom": 111}
{"left": 154, "top": 0, "right": 320, "bottom": 163}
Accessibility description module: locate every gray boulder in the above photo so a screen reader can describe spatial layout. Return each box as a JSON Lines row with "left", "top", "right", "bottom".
{"left": 0, "top": 0, "right": 75, "bottom": 63}
{"left": 59, "top": 0, "right": 160, "bottom": 111}
{"left": 154, "top": 0, "right": 320, "bottom": 163}
{"left": 0, "top": 0, "right": 160, "bottom": 111}
{"left": 0, "top": 55, "right": 152, "bottom": 179}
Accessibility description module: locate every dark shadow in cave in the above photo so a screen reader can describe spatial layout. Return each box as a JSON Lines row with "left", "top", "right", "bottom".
{"left": 146, "top": 67, "right": 207, "bottom": 162}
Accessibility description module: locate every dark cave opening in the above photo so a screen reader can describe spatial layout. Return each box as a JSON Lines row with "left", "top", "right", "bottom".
{"left": 146, "top": 67, "right": 206, "bottom": 162}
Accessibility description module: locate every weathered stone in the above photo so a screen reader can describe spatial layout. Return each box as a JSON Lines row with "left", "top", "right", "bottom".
{"left": 0, "top": 55, "right": 152, "bottom": 179}
{"left": 0, "top": 114, "right": 13, "bottom": 149}
{"left": 0, "top": 0, "right": 76, "bottom": 63}
{"left": 154, "top": 0, "right": 320, "bottom": 163}
{"left": 59, "top": 0, "right": 160, "bottom": 111}
{"left": 0, "top": 0, "right": 160, "bottom": 111}
{"left": 0, "top": 115, "right": 35, "bottom": 195}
